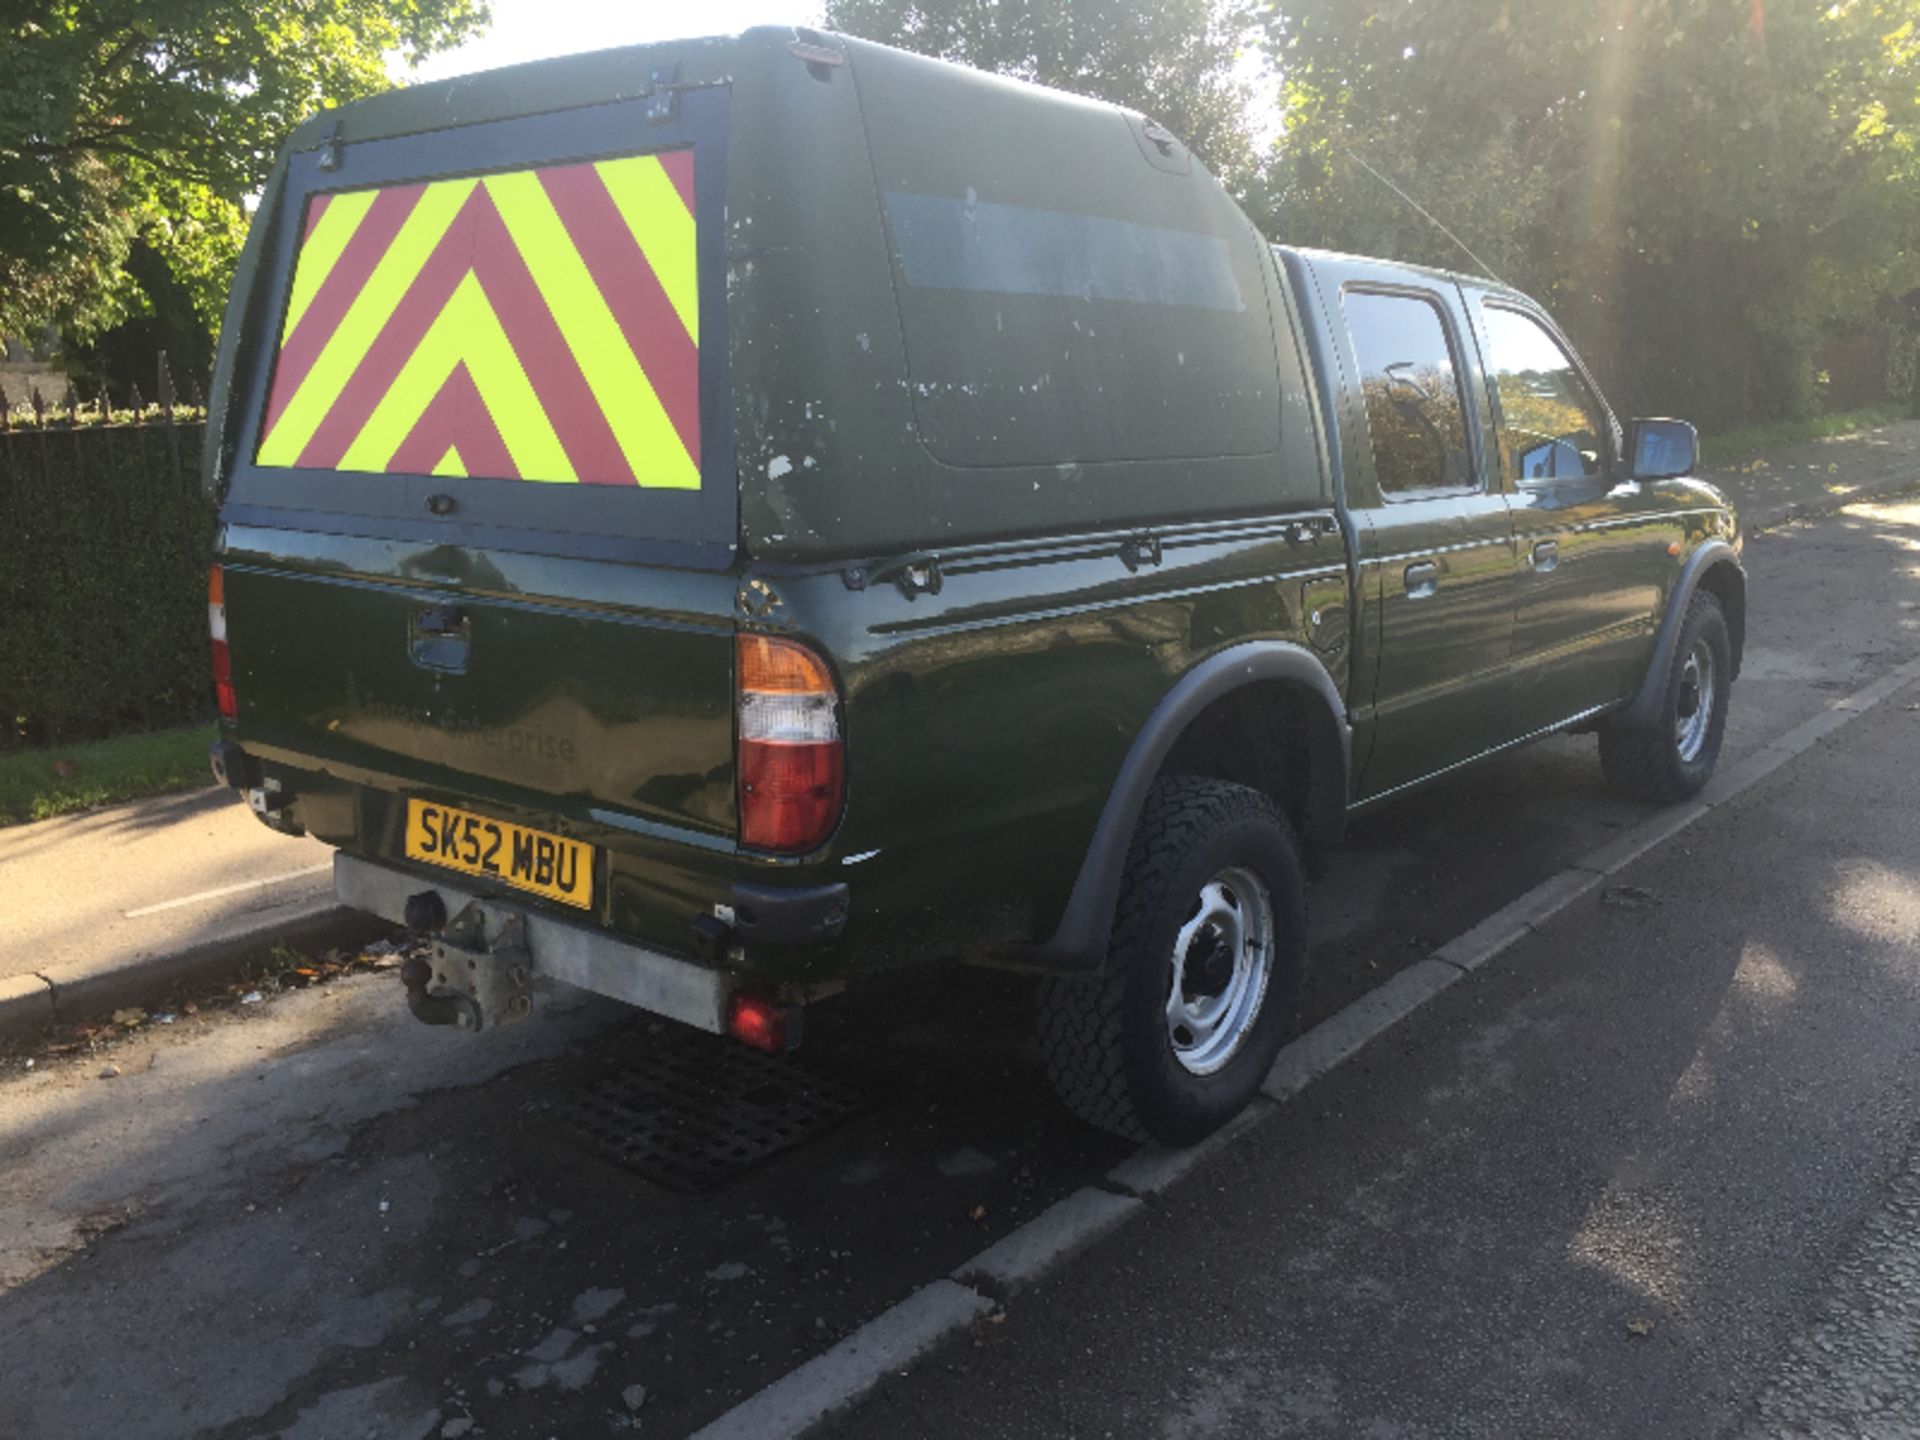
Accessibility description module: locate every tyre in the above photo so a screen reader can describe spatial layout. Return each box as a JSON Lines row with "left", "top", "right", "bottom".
{"left": 1599, "top": 590, "right": 1732, "bottom": 804}
{"left": 1038, "top": 776, "right": 1305, "bottom": 1146}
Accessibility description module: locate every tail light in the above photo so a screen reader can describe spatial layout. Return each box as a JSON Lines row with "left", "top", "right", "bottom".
{"left": 209, "top": 564, "right": 236, "bottom": 723}
{"left": 736, "top": 633, "right": 843, "bottom": 853}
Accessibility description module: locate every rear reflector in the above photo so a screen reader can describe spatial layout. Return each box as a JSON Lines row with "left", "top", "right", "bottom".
{"left": 737, "top": 634, "right": 843, "bottom": 853}
{"left": 209, "top": 565, "right": 236, "bottom": 722}
{"left": 728, "top": 993, "right": 801, "bottom": 1053}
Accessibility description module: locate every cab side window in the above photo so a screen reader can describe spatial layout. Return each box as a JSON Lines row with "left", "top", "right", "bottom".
{"left": 1344, "top": 289, "right": 1474, "bottom": 497}
{"left": 1481, "top": 306, "right": 1609, "bottom": 482}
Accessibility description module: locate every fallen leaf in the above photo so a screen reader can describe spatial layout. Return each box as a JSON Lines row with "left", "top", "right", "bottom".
{"left": 111, "top": 1008, "right": 146, "bottom": 1028}
{"left": 967, "top": 1204, "right": 987, "bottom": 1222}
{"left": 1626, "top": 1317, "right": 1655, "bottom": 1337}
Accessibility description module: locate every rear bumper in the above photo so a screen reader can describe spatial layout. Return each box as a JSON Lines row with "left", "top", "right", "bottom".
{"left": 333, "top": 852, "right": 730, "bottom": 1034}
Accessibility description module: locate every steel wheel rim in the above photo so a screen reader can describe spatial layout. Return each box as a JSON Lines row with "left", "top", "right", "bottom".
{"left": 1675, "top": 639, "right": 1715, "bottom": 763}
{"left": 1165, "top": 866, "right": 1275, "bottom": 1077}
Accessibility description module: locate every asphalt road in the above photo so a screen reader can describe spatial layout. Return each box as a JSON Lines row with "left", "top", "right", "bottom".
{"left": 0, "top": 490, "right": 1917, "bottom": 1440}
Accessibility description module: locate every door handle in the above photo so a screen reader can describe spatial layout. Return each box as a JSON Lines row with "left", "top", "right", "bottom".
{"left": 1403, "top": 562, "right": 1439, "bottom": 600}
{"left": 415, "top": 603, "right": 468, "bottom": 635}
{"left": 1531, "top": 540, "right": 1560, "bottom": 573}
{"left": 410, "top": 603, "right": 471, "bottom": 673}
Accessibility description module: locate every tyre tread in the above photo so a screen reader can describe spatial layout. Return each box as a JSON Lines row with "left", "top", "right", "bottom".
{"left": 1600, "top": 590, "right": 1729, "bottom": 804}
{"left": 1038, "top": 776, "right": 1292, "bottom": 1142}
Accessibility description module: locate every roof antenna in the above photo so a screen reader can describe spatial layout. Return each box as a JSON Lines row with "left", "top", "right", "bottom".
{"left": 1340, "top": 146, "right": 1505, "bottom": 287}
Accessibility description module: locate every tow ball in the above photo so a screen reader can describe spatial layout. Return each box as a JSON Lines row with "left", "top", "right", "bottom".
{"left": 398, "top": 894, "right": 535, "bottom": 1032}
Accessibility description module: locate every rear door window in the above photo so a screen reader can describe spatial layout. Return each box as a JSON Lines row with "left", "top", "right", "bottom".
{"left": 1343, "top": 289, "right": 1475, "bottom": 496}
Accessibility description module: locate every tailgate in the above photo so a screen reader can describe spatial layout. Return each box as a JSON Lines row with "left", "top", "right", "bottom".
{"left": 222, "top": 551, "right": 737, "bottom": 837}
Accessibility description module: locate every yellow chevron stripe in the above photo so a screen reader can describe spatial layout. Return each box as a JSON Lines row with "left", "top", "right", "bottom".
{"left": 433, "top": 445, "right": 467, "bottom": 478}
{"left": 257, "top": 178, "right": 478, "bottom": 467}
{"left": 595, "top": 155, "right": 699, "bottom": 343}
{"left": 282, "top": 189, "right": 379, "bottom": 339}
{"left": 338, "top": 272, "right": 573, "bottom": 482}
{"left": 484, "top": 170, "right": 699, "bottom": 489}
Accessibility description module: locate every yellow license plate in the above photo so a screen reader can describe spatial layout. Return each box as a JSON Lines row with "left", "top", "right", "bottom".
{"left": 404, "top": 799, "right": 594, "bottom": 910}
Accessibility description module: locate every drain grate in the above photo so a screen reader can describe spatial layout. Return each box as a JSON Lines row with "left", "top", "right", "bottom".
{"left": 563, "top": 1027, "right": 873, "bottom": 1192}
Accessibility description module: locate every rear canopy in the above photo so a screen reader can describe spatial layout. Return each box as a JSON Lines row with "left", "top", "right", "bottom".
{"left": 208, "top": 30, "right": 1326, "bottom": 565}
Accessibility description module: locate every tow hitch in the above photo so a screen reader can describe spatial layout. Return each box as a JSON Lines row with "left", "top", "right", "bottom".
{"left": 399, "top": 895, "right": 535, "bottom": 1032}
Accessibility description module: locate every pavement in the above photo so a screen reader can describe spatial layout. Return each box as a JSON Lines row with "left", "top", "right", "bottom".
{"left": 0, "top": 787, "right": 360, "bottom": 1032}
{"left": 0, "top": 416, "right": 1912, "bottom": 1041}
{"left": 0, "top": 446, "right": 1915, "bottom": 1437}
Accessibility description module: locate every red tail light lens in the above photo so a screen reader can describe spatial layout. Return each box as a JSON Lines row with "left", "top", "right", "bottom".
{"left": 209, "top": 565, "right": 236, "bottom": 723}
{"left": 737, "top": 634, "right": 843, "bottom": 853}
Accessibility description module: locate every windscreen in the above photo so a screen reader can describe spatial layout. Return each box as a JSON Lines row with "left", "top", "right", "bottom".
{"left": 255, "top": 151, "right": 699, "bottom": 490}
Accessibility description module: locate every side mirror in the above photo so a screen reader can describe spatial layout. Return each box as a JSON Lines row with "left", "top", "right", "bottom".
{"left": 1629, "top": 418, "right": 1698, "bottom": 481}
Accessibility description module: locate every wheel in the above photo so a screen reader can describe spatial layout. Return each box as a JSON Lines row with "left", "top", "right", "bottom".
{"left": 1599, "top": 590, "right": 1732, "bottom": 804}
{"left": 1038, "top": 776, "right": 1306, "bottom": 1146}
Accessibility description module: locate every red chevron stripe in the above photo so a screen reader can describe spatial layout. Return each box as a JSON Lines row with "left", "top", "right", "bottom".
{"left": 264, "top": 182, "right": 426, "bottom": 434}
{"left": 387, "top": 364, "right": 518, "bottom": 479}
{"left": 538, "top": 160, "right": 701, "bottom": 466}
{"left": 466, "top": 197, "right": 635, "bottom": 485}
{"left": 303, "top": 192, "right": 332, "bottom": 242}
{"left": 294, "top": 187, "right": 489, "bottom": 469}
{"left": 659, "top": 148, "right": 695, "bottom": 216}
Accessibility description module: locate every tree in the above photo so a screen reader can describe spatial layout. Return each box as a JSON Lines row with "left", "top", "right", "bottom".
{"left": 820, "top": 0, "right": 1269, "bottom": 194}
{"left": 1, "top": 0, "right": 489, "bottom": 378}
{"left": 1263, "top": 0, "right": 1920, "bottom": 427}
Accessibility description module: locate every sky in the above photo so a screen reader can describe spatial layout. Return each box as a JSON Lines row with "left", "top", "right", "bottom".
{"left": 405, "top": 0, "right": 823, "bottom": 83}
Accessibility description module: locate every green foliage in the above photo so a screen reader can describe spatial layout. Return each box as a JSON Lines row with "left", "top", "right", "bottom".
{"left": 821, "top": 0, "right": 1269, "bottom": 191}
{"left": 0, "top": 418, "right": 215, "bottom": 747}
{"left": 1263, "top": 0, "right": 1920, "bottom": 428}
{"left": 0, "top": 725, "right": 214, "bottom": 826}
{"left": 1, "top": 0, "right": 491, "bottom": 346}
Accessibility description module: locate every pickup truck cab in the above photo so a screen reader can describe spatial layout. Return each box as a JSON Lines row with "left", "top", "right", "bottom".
{"left": 203, "top": 27, "right": 1744, "bottom": 1145}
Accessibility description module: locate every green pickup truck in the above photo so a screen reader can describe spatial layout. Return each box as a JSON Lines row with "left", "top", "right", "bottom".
{"left": 203, "top": 27, "right": 1744, "bottom": 1145}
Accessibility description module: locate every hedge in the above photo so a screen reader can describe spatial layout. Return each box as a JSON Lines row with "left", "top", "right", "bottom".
{"left": 0, "top": 412, "right": 215, "bottom": 749}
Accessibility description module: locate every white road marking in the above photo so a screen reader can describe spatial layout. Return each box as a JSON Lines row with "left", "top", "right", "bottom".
{"left": 124, "top": 863, "right": 333, "bottom": 919}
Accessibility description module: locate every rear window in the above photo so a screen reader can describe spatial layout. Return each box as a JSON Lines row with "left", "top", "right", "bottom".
{"left": 257, "top": 153, "right": 699, "bottom": 489}
{"left": 856, "top": 46, "right": 1289, "bottom": 474}
{"left": 221, "top": 93, "right": 735, "bottom": 565}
